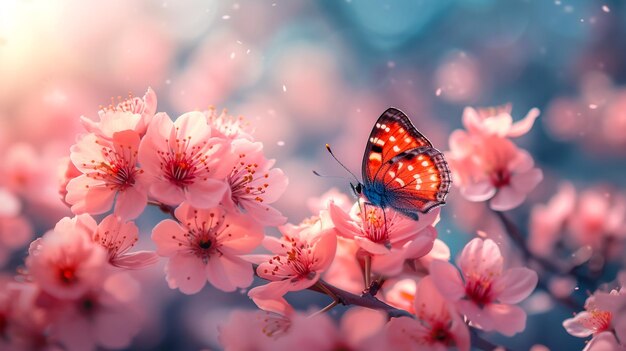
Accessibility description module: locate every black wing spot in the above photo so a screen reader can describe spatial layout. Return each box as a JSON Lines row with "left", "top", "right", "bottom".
{"left": 371, "top": 144, "right": 383, "bottom": 153}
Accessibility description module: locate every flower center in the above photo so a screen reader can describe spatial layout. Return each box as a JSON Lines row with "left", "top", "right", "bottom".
{"left": 491, "top": 168, "right": 510, "bottom": 188}
{"left": 228, "top": 154, "right": 269, "bottom": 205}
{"left": 58, "top": 267, "right": 77, "bottom": 285}
{"left": 89, "top": 141, "right": 141, "bottom": 191}
{"left": 428, "top": 323, "right": 452, "bottom": 345}
{"left": 581, "top": 310, "right": 612, "bottom": 334}
{"left": 362, "top": 208, "right": 390, "bottom": 245}
{"left": 465, "top": 277, "right": 493, "bottom": 306}
{"left": 158, "top": 136, "right": 212, "bottom": 188}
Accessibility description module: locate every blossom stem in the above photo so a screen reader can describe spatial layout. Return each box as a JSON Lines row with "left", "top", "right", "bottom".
{"left": 363, "top": 255, "right": 372, "bottom": 289}
{"left": 309, "top": 300, "right": 339, "bottom": 318}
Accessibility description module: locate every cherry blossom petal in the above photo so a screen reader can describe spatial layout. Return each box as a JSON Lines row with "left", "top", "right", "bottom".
{"left": 151, "top": 219, "right": 187, "bottom": 257}
{"left": 484, "top": 303, "right": 527, "bottom": 336}
{"left": 494, "top": 267, "right": 538, "bottom": 304}
{"left": 184, "top": 179, "right": 228, "bottom": 208}
{"left": 490, "top": 186, "right": 526, "bottom": 211}
{"left": 166, "top": 253, "right": 207, "bottom": 294}
{"left": 114, "top": 186, "right": 147, "bottom": 220}
{"left": 206, "top": 255, "right": 253, "bottom": 292}
{"left": 563, "top": 312, "right": 595, "bottom": 338}
{"left": 113, "top": 251, "right": 159, "bottom": 269}
{"left": 508, "top": 108, "right": 540, "bottom": 138}
{"left": 429, "top": 260, "right": 465, "bottom": 301}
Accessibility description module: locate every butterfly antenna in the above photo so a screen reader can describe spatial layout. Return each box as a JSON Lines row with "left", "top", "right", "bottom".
{"left": 324, "top": 144, "right": 360, "bottom": 183}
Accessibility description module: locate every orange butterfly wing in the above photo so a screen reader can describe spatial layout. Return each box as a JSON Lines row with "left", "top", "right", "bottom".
{"left": 362, "top": 108, "right": 451, "bottom": 214}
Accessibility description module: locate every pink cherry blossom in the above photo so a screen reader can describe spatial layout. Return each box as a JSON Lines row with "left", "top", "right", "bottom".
{"left": 447, "top": 133, "right": 543, "bottom": 211}
{"left": 138, "top": 112, "right": 230, "bottom": 208}
{"left": 0, "top": 214, "right": 33, "bottom": 267}
{"left": 462, "top": 104, "right": 540, "bottom": 138}
{"left": 152, "top": 202, "right": 263, "bottom": 294}
{"left": 0, "top": 282, "right": 57, "bottom": 351}
{"left": 382, "top": 276, "right": 470, "bottom": 351}
{"left": 92, "top": 214, "right": 158, "bottom": 269}
{"left": 430, "top": 238, "right": 538, "bottom": 336}
{"left": 223, "top": 138, "right": 288, "bottom": 226}
{"left": 529, "top": 182, "right": 576, "bottom": 257}
{"left": 49, "top": 273, "right": 143, "bottom": 351}
{"left": 248, "top": 220, "right": 337, "bottom": 315}
{"left": 66, "top": 130, "right": 148, "bottom": 219}
{"left": 81, "top": 87, "right": 157, "bottom": 138}
{"left": 329, "top": 200, "right": 437, "bottom": 276}
{"left": 568, "top": 188, "right": 626, "bottom": 250}
{"left": 273, "top": 308, "right": 386, "bottom": 351}
{"left": 26, "top": 215, "right": 107, "bottom": 299}
{"left": 218, "top": 310, "right": 291, "bottom": 351}
{"left": 0, "top": 143, "right": 45, "bottom": 198}
{"left": 204, "top": 107, "right": 253, "bottom": 140}
{"left": 564, "top": 281, "right": 626, "bottom": 350}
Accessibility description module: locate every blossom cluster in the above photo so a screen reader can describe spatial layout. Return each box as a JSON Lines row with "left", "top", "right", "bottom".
{"left": 0, "top": 88, "right": 623, "bottom": 351}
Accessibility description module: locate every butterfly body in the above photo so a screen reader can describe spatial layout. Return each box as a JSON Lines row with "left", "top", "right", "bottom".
{"left": 357, "top": 108, "right": 451, "bottom": 220}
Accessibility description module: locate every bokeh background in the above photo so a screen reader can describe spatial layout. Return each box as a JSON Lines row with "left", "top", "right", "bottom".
{"left": 1, "top": 0, "right": 625, "bottom": 349}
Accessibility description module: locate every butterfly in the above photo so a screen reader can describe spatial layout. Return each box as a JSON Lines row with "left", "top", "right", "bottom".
{"left": 350, "top": 107, "right": 451, "bottom": 221}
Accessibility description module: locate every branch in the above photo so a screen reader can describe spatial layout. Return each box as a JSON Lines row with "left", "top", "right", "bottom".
{"left": 147, "top": 200, "right": 176, "bottom": 219}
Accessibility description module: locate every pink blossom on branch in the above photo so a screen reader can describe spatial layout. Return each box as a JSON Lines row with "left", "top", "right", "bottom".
{"left": 92, "top": 214, "right": 158, "bottom": 270}
{"left": 26, "top": 215, "right": 107, "bottom": 299}
{"left": 48, "top": 273, "right": 144, "bottom": 351}
{"left": 152, "top": 202, "right": 263, "bottom": 294}
{"left": 448, "top": 133, "right": 543, "bottom": 211}
{"left": 462, "top": 104, "right": 540, "bottom": 138}
{"left": 329, "top": 200, "right": 438, "bottom": 276}
{"left": 66, "top": 130, "right": 148, "bottom": 220}
{"left": 564, "top": 280, "right": 626, "bottom": 350}
{"left": 248, "top": 219, "right": 337, "bottom": 315}
{"left": 380, "top": 276, "right": 470, "bottom": 351}
{"left": 223, "top": 138, "right": 288, "bottom": 226}
{"left": 138, "top": 111, "right": 231, "bottom": 208}
{"left": 81, "top": 87, "right": 157, "bottom": 138}
{"left": 430, "top": 238, "right": 538, "bottom": 336}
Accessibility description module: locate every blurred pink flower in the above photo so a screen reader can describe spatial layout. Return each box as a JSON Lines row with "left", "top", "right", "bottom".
{"left": 381, "top": 276, "right": 470, "bottom": 351}
{"left": 219, "top": 307, "right": 385, "bottom": 351}
{"left": 248, "top": 221, "right": 337, "bottom": 315}
{"left": 569, "top": 188, "right": 626, "bottom": 249}
{"left": 462, "top": 104, "right": 540, "bottom": 138}
{"left": 218, "top": 310, "right": 290, "bottom": 351}
{"left": 382, "top": 278, "right": 418, "bottom": 314}
{"left": 0, "top": 214, "right": 33, "bottom": 266}
{"left": 563, "top": 284, "right": 626, "bottom": 350}
{"left": 152, "top": 203, "right": 263, "bottom": 294}
{"left": 92, "top": 214, "right": 158, "bottom": 270}
{"left": 81, "top": 87, "right": 157, "bottom": 139}
{"left": 66, "top": 130, "right": 148, "bottom": 220}
{"left": 138, "top": 112, "right": 230, "bottom": 208}
{"left": 448, "top": 133, "right": 543, "bottom": 211}
{"left": 272, "top": 308, "right": 385, "bottom": 351}
{"left": 528, "top": 182, "right": 576, "bottom": 257}
{"left": 0, "top": 143, "right": 46, "bottom": 198}
{"left": 430, "top": 238, "right": 538, "bottom": 336}
{"left": 26, "top": 215, "right": 107, "bottom": 299}
{"left": 329, "top": 200, "right": 437, "bottom": 275}
{"left": 223, "top": 138, "right": 288, "bottom": 226}
{"left": 49, "top": 273, "right": 143, "bottom": 351}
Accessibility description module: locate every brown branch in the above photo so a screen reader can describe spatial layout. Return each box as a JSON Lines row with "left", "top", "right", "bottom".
{"left": 147, "top": 200, "right": 176, "bottom": 219}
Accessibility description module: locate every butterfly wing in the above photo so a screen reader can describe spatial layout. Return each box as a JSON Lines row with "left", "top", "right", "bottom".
{"left": 362, "top": 107, "right": 451, "bottom": 214}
